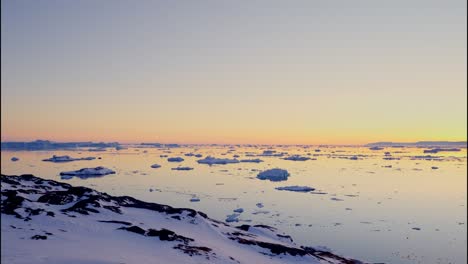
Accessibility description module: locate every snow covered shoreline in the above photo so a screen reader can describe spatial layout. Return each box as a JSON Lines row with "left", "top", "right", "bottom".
{"left": 1, "top": 174, "right": 364, "bottom": 264}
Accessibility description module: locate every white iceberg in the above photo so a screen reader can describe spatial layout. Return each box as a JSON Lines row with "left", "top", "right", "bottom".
{"left": 275, "top": 186, "right": 315, "bottom": 192}
{"left": 256, "top": 169, "right": 290, "bottom": 182}
{"left": 197, "top": 156, "right": 240, "bottom": 165}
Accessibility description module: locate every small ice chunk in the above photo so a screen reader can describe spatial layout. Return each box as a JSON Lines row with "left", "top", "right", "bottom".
{"left": 256, "top": 203, "right": 264, "bottom": 208}
{"left": 431, "top": 166, "right": 439, "bottom": 170}
{"left": 190, "top": 197, "right": 200, "bottom": 202}
{"left": 257, "top": 169, "right": 290, "bottom": 182}
{"left": 275, "top": 186, "right": 315, "bottom": 192}
{"left": 11, "top": 157, "right": 19, "bottom": 161}
{"left": 150, "top": 164, "right": 161, "bottom": 169}
{"left": 167, "top": 157, "right": 184, "bottom": 162}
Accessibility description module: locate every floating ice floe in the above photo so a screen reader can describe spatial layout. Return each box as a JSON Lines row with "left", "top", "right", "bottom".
{"left": 240, "top": 158, "right": 264, "bottom": 163}
{"left": 11, "top": 157, "right": 19, "bottom": 162}
{"left": 167, "top": 157, "right": 184, "bottom": 162}
{"left": 171, "top": 167, "right": 194, "bottom": 171}
{"left": 256, "top": 169, "right": 290, "bottom": 182}
{"left": 275, "top": 186, "right": 315, "bottom": 192}
{"left": 283, "top": 155, "right": 310, "bottom": 161}
{"left": 197, "top": 156, "right": 240, "bottom": 165}
{"left": 150, "top": 164, "right": 161, "bottom": 169}
{"left": 431, "top": 166, "right": 439, "bottom": 170}
{"left": 42, "top": 155, "right": 95, "bottom": 163}
{"left": 59, "top": 166, "right": 116, "bottom": 179}
{"left": 190, "top": 197, "right": 200, "bottom": 202}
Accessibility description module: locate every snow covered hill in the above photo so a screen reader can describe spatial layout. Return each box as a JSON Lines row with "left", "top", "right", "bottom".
{"left": 1, "top": 174, "right": 364, "bottom": 264}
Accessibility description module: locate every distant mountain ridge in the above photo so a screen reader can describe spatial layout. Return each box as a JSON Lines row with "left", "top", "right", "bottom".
{"left": 366, "top": 141, "right": 467, "bottom": 147}
{"left": 0, "top": 140, "right": 120, "bottom": 151}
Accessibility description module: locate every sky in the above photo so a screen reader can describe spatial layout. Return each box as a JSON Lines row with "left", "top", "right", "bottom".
{"left": 1, "top": 0, "right": 466, "bottom": 144}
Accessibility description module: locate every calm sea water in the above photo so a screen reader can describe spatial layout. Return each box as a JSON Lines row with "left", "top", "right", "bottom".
{"left": 1, "top": 146, "right": 466, "bottom": 264}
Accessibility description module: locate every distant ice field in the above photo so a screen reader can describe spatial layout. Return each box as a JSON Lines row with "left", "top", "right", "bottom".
{"left": 1, "top": 145, "right": 466, "bottom": 264}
